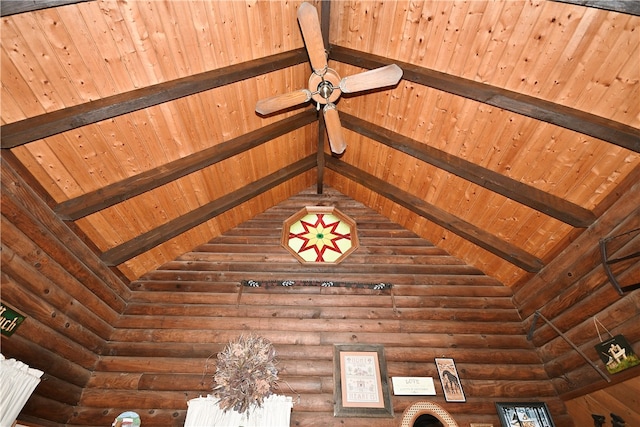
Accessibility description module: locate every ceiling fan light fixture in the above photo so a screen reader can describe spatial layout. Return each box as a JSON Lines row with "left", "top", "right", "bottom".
{"left": 318, "top": 81, "right": 334, "bottom": 100}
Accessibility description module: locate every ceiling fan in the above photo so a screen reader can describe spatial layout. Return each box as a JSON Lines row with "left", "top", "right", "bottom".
{"left": 255, "top": 2, "right": 403, "bottom": 155}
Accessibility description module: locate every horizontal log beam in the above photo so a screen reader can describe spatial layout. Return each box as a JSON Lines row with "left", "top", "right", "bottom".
{"left": 126, "top": 292, "right": 516, "bottom": 310}
{"left": 120, "top": 305, "right": 520, "bottom": 322}
{"left": 21, "top": 394, "right": 76, "bottom": 426}
{"left": 67, "top": 406, "right": 185, "bottom": 427}
{"left": 528, "top": 269, "right": 634, "bottom": 347}
{"left": 131, "top": 260, "right": 482, "bottom": 276}
{"left": 0, "top": 333, "right": 91, "bottom": 389}
{"left": 543, "top": 318, "right": 639, "bottom": 381}
{"left": 111, "top": 317, "right": 524, "bottom": 336}
{"left": 1, "top": 155, "right": 131, "bottom": 303}
{"left": 80, "top": 389, "right": 200, "bottom": 409}
{"left": 102, "top": 330, "right": 533, "bottom": 349}
{"left": 166, "top": 251, "right": 466, "bottom": 267}
{"left": 133, "top": 266, "right": 496, "bottom": 282}
{"left": 1, "top": 270, "right": 109, "bottom": 352}
{"left": 536, "top": 295, "right": 640, "bottom": 362}
{"left": 101, "top": 342, "right": 542, "bottom": 365}
{"left": 1, "top": 223, "right": 119, "bottom": 334}
{"left": 514, "top": 175, "right": 640, "bottom": 316}
{"left": 129, "top": 277, "right": 507, "bottom": 293}
{"left": 559, "top": 360, "right": 640, "bottom": 401}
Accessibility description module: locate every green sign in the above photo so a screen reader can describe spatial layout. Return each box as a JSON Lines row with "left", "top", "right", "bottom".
{"left": 1, "top": 303, "right": 26, "bottom": 337}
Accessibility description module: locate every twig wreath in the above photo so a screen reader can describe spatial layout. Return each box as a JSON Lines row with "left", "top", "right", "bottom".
{"left": 213, "top": 334, "right": 279, "bottom": 414}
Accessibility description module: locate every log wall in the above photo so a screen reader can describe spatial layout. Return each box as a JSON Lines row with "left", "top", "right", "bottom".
{"left": 0, "top": 165, "right": 567, "bottom": 427}
{"left": 513, "top": 178, "right": 640, "bottom": 403}
{"left": 2, "top": 155, "right": 638, "bottom": 427}
{"left": 89, "top": 187, "right": 566, "bottom": 427}
{"left": 1, "top": 158, "right": 129, "bottom": 425}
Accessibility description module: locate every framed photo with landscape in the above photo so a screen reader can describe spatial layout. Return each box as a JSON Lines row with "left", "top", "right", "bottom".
{"left": 333, "top": 344, "right": 393, "bottom": 418}
{"left": 495, "top": 402, "right": 555, "bottom": 427}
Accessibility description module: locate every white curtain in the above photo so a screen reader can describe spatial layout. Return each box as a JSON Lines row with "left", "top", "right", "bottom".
{"left": 184, "top": 394, "right": 293, "bottom": 427}
{"left": 0, "top": 354, "right": 44, "bottom": 427}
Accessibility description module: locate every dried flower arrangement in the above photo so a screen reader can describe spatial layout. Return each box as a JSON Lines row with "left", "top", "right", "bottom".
{"left": 213, "top": 334, "right": 279, "bottom": 414}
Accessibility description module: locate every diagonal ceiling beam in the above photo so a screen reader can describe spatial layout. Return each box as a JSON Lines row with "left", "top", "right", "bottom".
{"left": 0, "top": 0, "right": 93, "bottom": 17}
{"left": 329, "top": 46, "right": 640, "bottom": 153}
{"left": 315, "top": 0, "right": 332, "bottom": 195}
{"left": 320, "top": 0, "right": 331, "bottom": 51}
{"left": 341, "top": 112, "right": 596, "bottom": 228}
{"left": 0, "top": 49, "right": 309, "bottom": 149}
{"left": 550, "top": 0, "right": 640, "bottom": 16}
{"left": 54, "top": 110, "right": 317, "bottom": 220}
{"left": 100, "top": 155, "right": 317, "bottom": 266}
{"left": 325, "top": 155, "right": 545, "bottom": 273}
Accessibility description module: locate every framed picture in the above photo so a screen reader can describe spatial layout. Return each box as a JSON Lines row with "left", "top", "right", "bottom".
{"left": 333, "top": 344, "right": 393, "bottom": 417}
{"left": 594, "top": 334, "right": 640, "bottom": 374}
{"left": 495, "top": 402, "right": 555, "bottom": 427}
{"left": 435, "top": 357, "right": 465, "bottom": 402}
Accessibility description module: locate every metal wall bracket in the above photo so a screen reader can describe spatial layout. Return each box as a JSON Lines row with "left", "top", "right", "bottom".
{"left": 599, "top": 229, "right": 640, "bottom": 295}
{"left": 527, "top": 310, "right": 610, "bottom": 383}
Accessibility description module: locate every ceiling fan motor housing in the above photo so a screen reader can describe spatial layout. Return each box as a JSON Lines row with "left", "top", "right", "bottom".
{"left": 309, "top": 68, "right": 341, "bottom": 105}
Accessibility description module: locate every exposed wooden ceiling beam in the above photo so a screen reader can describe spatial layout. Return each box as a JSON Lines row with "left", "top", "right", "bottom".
{"left": 325, "top": 155, "right": 545, "bottom": 273}
{"left": 316, "top": 116, "right": 327, "bottom": 194}
{"left": 0, "top": 0, "right": 93, "bottom": 17}
{"left": 54, "top": 110, "right": 317, "bottom": 220}
{"left": 320, "top": 0, "right": 331, "bottom": 52}
{"left": 330, "top": 46, "right": 640, "bottom": 153}
{"left": 341, "top": 112, "right": 596, "bottom": 228}
{"left": 100, "top": 155, "right": 317, "bottom": 266}
{"left": 551, "top": 0, "right": 640, "bottom": 16}
{"left": 0, "top": 49, "right": 309, "bottom": 149}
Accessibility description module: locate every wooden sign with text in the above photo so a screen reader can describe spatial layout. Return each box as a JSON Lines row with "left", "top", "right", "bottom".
{"left": 391, "top": 377, "right": 436, "bottom": 395}
{"left": 1, "top": 303, "right": 26, "bottom": 337}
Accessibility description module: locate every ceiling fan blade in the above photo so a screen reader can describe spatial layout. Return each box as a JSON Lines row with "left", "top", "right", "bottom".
{"left": 323, "top": 104, "right": 346, "bottom": 155}
{"left": 339, "top": 64, "right": 403, "bottom": 94}
{"left": 297, "top": 2, "right": 328, "bottom": 74}
{"left": 255, "top": 89, "right": 312, "bottom": 115}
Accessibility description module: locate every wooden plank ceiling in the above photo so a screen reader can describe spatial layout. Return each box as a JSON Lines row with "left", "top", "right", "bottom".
{"left": 1, "top": 0, "right": 639, "bottom": 288}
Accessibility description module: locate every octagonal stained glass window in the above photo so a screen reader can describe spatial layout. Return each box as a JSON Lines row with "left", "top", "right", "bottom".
{"left": 282, "top": 206, "right": 359, "bottom": 264}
